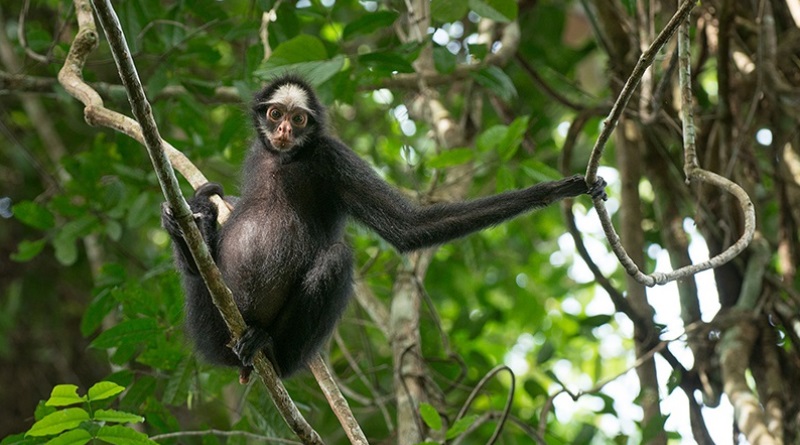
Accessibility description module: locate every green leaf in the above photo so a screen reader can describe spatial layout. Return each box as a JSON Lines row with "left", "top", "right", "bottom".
{"left": 90, "top": 318, "right": 159, "bottom": 349}
{"left": 44, "top": 429, "right": 92, "bottom": 445}
{"left": 343, "top": 11, "right": 399, "bottom": 39}
{"left": 45, "top": 385, "right": 86, "bottom": 407}
{"left": 268, "top": 34, "right": 328, "bottom": 65}
{"left": 126, "top": 194, "right": 150, "bottom": 229}
{"left": 523, "top": 379, "right": 547, "bottom": 400}
{"left": 358, "top": 51, "right": 415, "bottom": 74}
{"left": 96, "top": 426, "right": 157, "bottom": 445}
{"left": 53, "top": 233, "right": 77, "bottom": 266}
{"left": 258, "top": 57, "right": 345, "bottom": 87}
{"left": 477, "top": 125, "right": 508, "bottom": 153}
{"left": 11, "top": 239, "right": 47, "bottom": 262}
{"left": 536, "top": 341, "right": 555, "bottom": 364}
{"left": 468, "top": 0, "right": 518, "bottom": 22}
{"left": 53, "top": 216, "right": 97, "bottom": 266}
{"left": 26, "top": 408, "right": 90, "bottom": 437}
{"left": 427, "top": 148, "right": 475, "bottom": 169}
{"left": 431, "top": 0, "right": 469, "bottom": 22}
{"left": 471, "top": 66, "right": 517, "bottom": 102}
{"left": 13, "top": 201, "right": 55, "bottom": 230}
{"left": 93, "top": 409, "right": 143, "bottom": 424}
{"left": 445, "top": 415, "right": 478, "bottom": 439}
{"left": 1, "top": 432, "right": 41, "bottom": 445}
{"left": 433, "top": 46, "right": 457, "bottom": 74}
{"left": 497, "top": 116, "right": 530, "bottom": 161}
{"left": 419, "top": 403, "right": 442, "bottom": 431}
{"left": 81, "top": 289, "right": 115, "bottom": 336}
{"left": 87, "top": 381, "right": 126, "bottom": 403}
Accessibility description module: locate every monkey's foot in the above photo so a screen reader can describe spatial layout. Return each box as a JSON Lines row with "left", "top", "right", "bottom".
{"left": 232, "top": 326, "right": 282, "bottom": 376}
{"left": 239, "top": 366, "right": 253, "bottom": 384}
{"left": 589, "top": 177, "right": 608, "bottom": 201}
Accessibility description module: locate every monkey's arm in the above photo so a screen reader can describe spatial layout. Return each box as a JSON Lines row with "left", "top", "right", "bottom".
{"left": 335, "top": 145, "right": 605, "bottom": 253}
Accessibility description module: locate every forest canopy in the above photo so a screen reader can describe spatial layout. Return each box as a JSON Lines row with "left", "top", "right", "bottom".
{"left": 2, "top": 1, "right": 800, "bottom": 444}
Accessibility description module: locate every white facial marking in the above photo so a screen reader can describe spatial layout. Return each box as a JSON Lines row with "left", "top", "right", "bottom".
{"left": 268, "top": 83, "right": 311, "bottom": 114}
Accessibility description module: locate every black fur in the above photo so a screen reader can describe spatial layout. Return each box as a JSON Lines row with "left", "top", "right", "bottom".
{"left": 162, "top": 75, "right": 607, "bottom": 378}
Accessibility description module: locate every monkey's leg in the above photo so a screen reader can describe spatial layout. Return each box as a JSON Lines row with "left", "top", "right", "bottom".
{"left": 235, "top": 243, "right": 354, "bottom": 378}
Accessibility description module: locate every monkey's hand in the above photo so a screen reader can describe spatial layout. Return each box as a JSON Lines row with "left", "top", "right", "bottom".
{"left": 588, "top": 177, "right": 608, "bottom": 201}
{"left": 233, "top": 326, "right": 282, "bottom": 376}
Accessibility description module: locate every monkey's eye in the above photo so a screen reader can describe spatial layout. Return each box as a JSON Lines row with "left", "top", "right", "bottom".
{"left": 292, "top": 113, "right": 308, "bottom": 127}
{"left": 267, "top": 107, "right": 283, "bottom": 121}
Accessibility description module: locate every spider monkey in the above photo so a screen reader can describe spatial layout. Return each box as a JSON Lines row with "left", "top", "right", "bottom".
{"left": 162, "top": 75, "right": 607, "bottom": 380}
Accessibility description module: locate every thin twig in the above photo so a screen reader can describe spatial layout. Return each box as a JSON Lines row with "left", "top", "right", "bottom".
{"left": 451, "top": 366, "right": 514, "bottom": 445}
{"left": 308, "top": 355, "right": 370, "bottom": 445}
{"left": 584, "top": 0, "right": 755, "bottom": 286}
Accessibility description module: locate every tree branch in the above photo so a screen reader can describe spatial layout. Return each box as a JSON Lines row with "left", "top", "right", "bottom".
{"left": 57, "top": 0, "right": 322, "bottom": 443}
{"left": 585, "top": 0, "right": 756, "bottom": 287}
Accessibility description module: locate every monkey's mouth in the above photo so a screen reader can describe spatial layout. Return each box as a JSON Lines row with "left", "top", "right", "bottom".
{"left": 270, "top": 136, "right": 293, "bottom": 150}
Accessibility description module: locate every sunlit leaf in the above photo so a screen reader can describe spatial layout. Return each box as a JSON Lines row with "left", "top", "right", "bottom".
{"left": 45, "top": 385, "right": 86, "bottom": 407}
{"left": 93, "top": 409, "right": 143, "bottom": 424}
{"left": 95, "top": 425, "right": 157, "bottom": 445}
{"left": 343, "top": 11, "right": 399, "bottom": 39}
{"left": 446, "top": 415, "right": 478, "bottom": 439}
{"left": 27, "top": 408, "right": 90, "bottom": 437}
{"left": 87, "top": 382, "right": 126, "bottom": 403}
{"left": 44, "top": 429, "right": 92, "bottom": 445}
{"left": 419, "top": 403, "right": 442, "bottom": 431}
{"left": 427, "top": 148, "right": 475, "bottom": 168}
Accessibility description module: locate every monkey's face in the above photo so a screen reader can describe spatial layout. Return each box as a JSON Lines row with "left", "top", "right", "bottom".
{"left": 254, "top": 82, "right": 316, "bottom": 153}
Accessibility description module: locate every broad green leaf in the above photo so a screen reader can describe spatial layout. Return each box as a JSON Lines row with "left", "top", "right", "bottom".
{"left": 477, "top": 125, "right": 508, "bottom": 153}
{"left": 468, "top": 0, "right": 518, "bottom": 22}
{"left": 53, "top": 233, "right": 77, "bottom": 266}
{"left": 446, "top": 414, "right": 479, "bottom": 439}
{"left": 26, "top": 408, "right": 90, "bottom": 437}
{"left": 96, "top": 426, "right": 157, "bottom": 445}
{"left": 471, "top": 66, "right": 517, "bottom": 102}
{"left": 343, "top": 11, "right": 399, "bottom": 39}
{"left": 10, "top": 239, "right": 47, "bottom": 262}
{"left": 268, "top": 35, "right": 327, "bottom": 65}
{"left": 93, "top": 409, "right": 143, "bottom": 424}
{"left": 13, "top": 201, "right": 54, "bottom": 230}
{"left": 0, "top": 432, "right": 40, "bottom": 445}
{"left": 53, "top": 216, "right": 97, "bottom": 266}
{"left": 126, "top": 194, "right": 150, "bottom": 228}
{"left": 498, "top": 116, "right": 530, "bottom": 161}
{"left": 433, "top": 46, "right": 457, "bottom": 74}
{"left": 44, "top": 429, "right": 92, "bottom": 445}
{"left": 257, "top": 57, "right": 345, "bottom": 87}
{"left": 524, "top": 379, "right": 547, "bottom": 400}
{"left": 90, "top": 318, "right": 159, "bottom": 349}
{"left": 87, "top": 382, "right": 126, "bottom": 403}
{"left": 536, "top": 340, "right": 555, "bottom": 364}
{"left": 427, "top": 148, "right": 475, "bottom": 169}
{"left": 45, "top": 385, "right": 86, "bottom": 407}
{"left": 431, "top": 0, "right": 469, "bottom": 22}
{"left": 358, "top": 52, "right": 415, "bottom": 74}
{"left": 580, "top": 314, "right": 612, "bottom": 328}
{"left": 419, "top": 403, "right": 442, "bottom": 431}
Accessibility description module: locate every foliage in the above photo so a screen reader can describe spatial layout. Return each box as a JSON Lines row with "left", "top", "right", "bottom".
{"left": 2, "top": 0, "right": 799, "bottom": 444}
{"left": 2, "top": 381, "right": 153, "bottom": 445}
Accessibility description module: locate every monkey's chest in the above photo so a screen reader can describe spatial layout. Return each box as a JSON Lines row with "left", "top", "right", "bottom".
{"left": 217, "top": 209, "right": 315, "bottom": 322}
